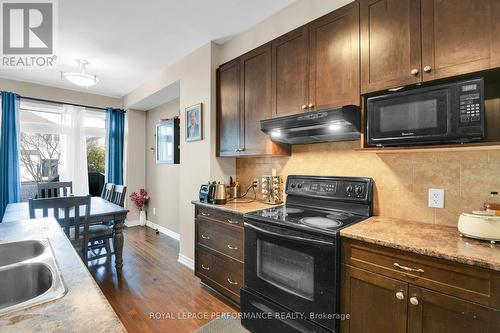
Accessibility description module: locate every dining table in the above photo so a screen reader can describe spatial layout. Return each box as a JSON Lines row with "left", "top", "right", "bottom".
{"left": 1, "top": 196, "right": 129, "bottom": 272}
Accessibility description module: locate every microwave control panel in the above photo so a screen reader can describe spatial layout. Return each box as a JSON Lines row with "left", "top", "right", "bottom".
{"left": 458, "top": 82, "right": 482, "bottom": 126}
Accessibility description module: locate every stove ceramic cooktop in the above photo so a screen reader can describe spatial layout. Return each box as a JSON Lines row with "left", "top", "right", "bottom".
{"left": 245, "top": 204, "right": 366, "bottom": 235}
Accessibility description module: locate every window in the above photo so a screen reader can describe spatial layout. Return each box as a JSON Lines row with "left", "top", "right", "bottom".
{"left": 19, "top": 101, "right": 63, "bottom": 183}
{"left": 19, "top": 100, "right": 107, "bottom": 200}
{"left": 84, "top": 110, "right": 106, "bottom": 174}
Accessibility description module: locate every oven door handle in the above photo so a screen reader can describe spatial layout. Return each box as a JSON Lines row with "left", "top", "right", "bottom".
{"left": 244, "top": 222, "right": 334, "bottom": 246}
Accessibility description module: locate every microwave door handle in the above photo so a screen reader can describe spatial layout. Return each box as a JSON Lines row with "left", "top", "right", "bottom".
{"left": 244, "top": 222, "right": 334, "bottom": 246}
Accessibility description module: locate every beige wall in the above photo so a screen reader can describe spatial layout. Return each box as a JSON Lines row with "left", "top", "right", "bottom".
{"left": 124, "top": 42, "right": 235, "bottom": 261}
{"left": 0, "top": 77, "right": 121, "bottom": 108}
{"left": 123, "top": 0, "right": 356, "bottom": 262}
{"left": 218, "top": 0, "right": 352, "bottom": 65}
{"left": 124, "top": 109, "right": 146, "bottom": 221}
{"left": 145, "top": 98, "right": 180, "bottom": 233}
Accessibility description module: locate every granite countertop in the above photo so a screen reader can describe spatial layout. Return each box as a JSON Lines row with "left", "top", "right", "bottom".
{"left": 192, "top": 200, "right": 275, "bottom": 215}
{"left": 0, "top": 218, "right": 126, "bottom": 332}
{"left": 341, "top": 216, "right": 500, "bottom": 271}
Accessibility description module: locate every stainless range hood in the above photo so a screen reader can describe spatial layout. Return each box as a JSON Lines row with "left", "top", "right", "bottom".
{"left": 260, "top": 105, "right": 360, "bottom": 145}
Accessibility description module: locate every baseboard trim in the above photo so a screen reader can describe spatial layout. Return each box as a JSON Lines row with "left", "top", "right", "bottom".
{"left": 178, "top": 253, "right": 194, "bottom": 270}
{"left": 125, "top": 220, "right": 141, "bottom": 227}
{"left": 145, "top": 220, "right": 180, "bottom": 241}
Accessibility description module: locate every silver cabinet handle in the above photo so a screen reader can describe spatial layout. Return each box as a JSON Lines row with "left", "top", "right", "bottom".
{"left": 227, "top": 277, "right": 238, "bottom": 285}
{"left": 393, "top": 262, "right": 424, "bottom": 273}
{"left": 201, "top": 234, "right": 210, "bottom": 240}
{"left": 201, "top": 264, "right": 210, "bottom": 271}
{"left": 227, "top": 244, "right": 238, "bottom": 250}
{"left": 396, "top": 291, "right": 405, "bottom": 300}
{"left": 423, "top": 65, "right": 432, "bottom": 73}
{"left": 200, "top": 212, "right": 210, "bottom": 217}
{"left": 227, "top": 219, "right": 239, "bottom": 225}
{"left": 301, "top": 104, "right": 307, "bottom": 110}
{"left": 410, "top": 297, "right": 419, "bottom": 305}
{"left": 235, "top": 148, "right": 240, "bottom": 152}
{"left": 308, "top": 103, "right": 314, "bottom": 108}
{"left": 410, "top": 68, "right": 419, "bottom": 75}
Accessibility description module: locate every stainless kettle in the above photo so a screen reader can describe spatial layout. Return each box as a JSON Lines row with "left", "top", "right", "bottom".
{"left": 214, "top": 183, "right": 227, "bottom": 205}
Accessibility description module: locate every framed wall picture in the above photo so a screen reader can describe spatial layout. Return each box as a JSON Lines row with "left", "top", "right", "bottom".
{"left": 185, "top": 103, "right": 202, "bottom": 142}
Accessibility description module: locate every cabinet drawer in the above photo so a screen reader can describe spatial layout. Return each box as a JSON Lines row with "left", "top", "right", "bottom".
{"left": 195, "top": 206, "right": 244, "bottom": 228}
{"left": 195, "top": 247, "right": 243, "bottom": 301}
{"left": 196, "top": 218, "right": 243, "bottom": 261}
{"left": 342, "top": 238, "right": 500, "bottom": 309}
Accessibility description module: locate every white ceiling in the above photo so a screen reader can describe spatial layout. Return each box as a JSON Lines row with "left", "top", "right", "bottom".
{"left": 0, "top": 0, "right": 296, "bottom": 98}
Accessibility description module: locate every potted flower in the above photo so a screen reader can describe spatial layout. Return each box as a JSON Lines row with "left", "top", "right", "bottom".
{"left": 130, "top": 189, "right": 149, "bottom": 226}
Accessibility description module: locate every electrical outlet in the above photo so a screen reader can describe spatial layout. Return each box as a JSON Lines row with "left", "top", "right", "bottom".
{"left": 153, "top": 208, "right": 156, "bottom": 215}
{"left": 428, "top": 188, "right": 445, "bottom": 208}
{"left": 252, "top": 178, "right": 259, "bottom": 188}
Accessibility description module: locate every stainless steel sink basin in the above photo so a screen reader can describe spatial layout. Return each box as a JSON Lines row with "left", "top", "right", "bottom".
{"left": 0, "top": 240, "right": 45, "bottom": 266}
{"left": 0, "top": 263, "right": 53, "bottom": 309}
{"left": 0, "top": 239, "right": 67, "bottom": 315}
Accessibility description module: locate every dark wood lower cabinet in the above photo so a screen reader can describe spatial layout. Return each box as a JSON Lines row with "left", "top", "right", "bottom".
{"left": 341, "top": 239, "right": 500, "bottom": 333}
{"left": 341, "top": 265, "right": 407, "bottom": 333}
{"left": 194, "top": 205, "right": 243, "bottom": 306}
{"left": 407, "top": 286, "right": 500, "bottom": 333}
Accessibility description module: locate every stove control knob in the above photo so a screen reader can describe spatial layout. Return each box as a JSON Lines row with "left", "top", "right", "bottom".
{"left": 291, "top": 183, "right": 296, "bottom": 188}
{"left": 346, "top": 185, "right": 354, "bottom": 194}
{"left": 355, "top": 185, "right": 364, "bottom": 195}
{"left": 297, "top": 183, "right": 303, "bottom": 189}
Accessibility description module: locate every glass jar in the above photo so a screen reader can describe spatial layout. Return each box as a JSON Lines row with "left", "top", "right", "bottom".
{"left": 483, "top": 191, "right": 500, "bottom": 213}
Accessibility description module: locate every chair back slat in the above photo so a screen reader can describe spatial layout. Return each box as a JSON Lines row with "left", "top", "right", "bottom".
{"left": 101, "top": 183, "right": 115, "bottom": 202}
{"left": 112, "top": 185, "right": 127, "bottom": 207}
{"left": 28, "top": 196, "right": 91, "bottom": 261}
{"left": 37, "top": 182, "right": 73, "bottom": 198}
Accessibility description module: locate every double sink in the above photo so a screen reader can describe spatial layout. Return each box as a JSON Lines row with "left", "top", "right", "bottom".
{"left": 0, "top": 239, "right": 67, "bottom": 315}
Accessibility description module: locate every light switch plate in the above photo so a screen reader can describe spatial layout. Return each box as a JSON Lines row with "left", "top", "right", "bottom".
{"left": 428, "top": 188, "right": 445, "bottom": 208}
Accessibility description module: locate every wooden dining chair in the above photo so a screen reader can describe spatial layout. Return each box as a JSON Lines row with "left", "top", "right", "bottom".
{"left": 101, "top": 183, "right": 115, "bottom": 202}
{"left": 28, "top": 195, "right": 92, "bottom": 262}
{"left": 88, "top": 185, "right": 127, "bottom": 261}
{"left": 112, "top": 185, "right": 127, "bottom": 207}
{"left": 37, "top": 181, "right": 73, "bottom": 198}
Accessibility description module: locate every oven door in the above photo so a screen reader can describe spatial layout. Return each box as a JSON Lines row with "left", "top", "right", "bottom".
{"left": 367, "top": 88, "right": 450, "bottom": 146}
{"left": 244, "top": 218, "right": 338, "bottom": 331}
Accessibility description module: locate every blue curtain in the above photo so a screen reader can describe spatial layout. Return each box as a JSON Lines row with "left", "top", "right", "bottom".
{"left": 0, "top": 92, "right": 21, "bottom": 220}
{"left": 106, "top": 108, "right": 125, "bottom": 185}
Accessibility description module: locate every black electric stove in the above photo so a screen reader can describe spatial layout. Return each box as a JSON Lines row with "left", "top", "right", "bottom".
{"left": 247, "top": 205, "right": 366, "bottom": 236}
{"left": 241, "top": 175, "right": 373, "bottom": 333}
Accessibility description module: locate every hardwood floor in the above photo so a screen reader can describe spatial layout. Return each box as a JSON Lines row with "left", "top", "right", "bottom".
{"left": 88, "top": 226, "right": 238, "bottom": 333}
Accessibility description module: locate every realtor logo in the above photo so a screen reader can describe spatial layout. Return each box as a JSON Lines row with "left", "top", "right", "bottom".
{"left": 1, "top": 0, "right": 57, "bottom": 68}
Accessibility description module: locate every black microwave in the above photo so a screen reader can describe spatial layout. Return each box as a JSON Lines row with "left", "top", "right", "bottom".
{"left": 366, "top": 78, "right": 485, "bottom": 147}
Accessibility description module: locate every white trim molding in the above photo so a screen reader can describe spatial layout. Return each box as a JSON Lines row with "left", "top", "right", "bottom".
{"left": 178, "top": 253, "right": 194, "bottom": 270}
{"left": 125, "top": 219, "right": 141, "bottom": 227}
{"left": 145, "top": 220, "right": 180, "bottom": 241}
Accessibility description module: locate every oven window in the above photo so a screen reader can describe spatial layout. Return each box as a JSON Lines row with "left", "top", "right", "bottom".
{"left": 256, "top": 240, "right": 314, "bottom": 301}
{"left": 379, "top": 99, "right": 438, "bottom": 133}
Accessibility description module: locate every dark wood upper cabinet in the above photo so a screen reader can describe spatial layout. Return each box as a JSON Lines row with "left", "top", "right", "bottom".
{"left": 271, "top": 26, "right": 310, "bottom": 117}
{"left": 421, "top": 0, "right": 500, "bottom": 81}
{"left": 407, "top": 286, "right": 500, "bottom": 333}
{"left": 217, "top": 60, "right": 241, "bottom": 157}
{"left": 217, "top": 45, "right": 290, "bottom": 157}
{"left": 240, "top": 44, "right": 289, "bottom": 156}
{"left": 342, "top": 265, "right": 408, "bottom": 333}
{"left": 360, "top": 0, "right": 422, "bottom": 93}
{"left": 309, "top": 2, "right": 360, "bottom": 109}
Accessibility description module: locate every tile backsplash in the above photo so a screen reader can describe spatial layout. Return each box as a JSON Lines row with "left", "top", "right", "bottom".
{"left": 236, "top": 141, "right": 500, "bottom": 226}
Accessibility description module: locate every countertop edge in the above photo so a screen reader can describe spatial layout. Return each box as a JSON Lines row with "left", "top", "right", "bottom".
{"left": 340, "top": 217, "right": 500, "bottom": 272}
{"left": 191, "top": 200, "right": 273, "bottom": 215}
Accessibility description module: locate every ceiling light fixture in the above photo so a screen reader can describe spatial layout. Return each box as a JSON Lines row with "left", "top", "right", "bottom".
{"left": 62, "top": 59, "right": 99, "bottom": 87}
